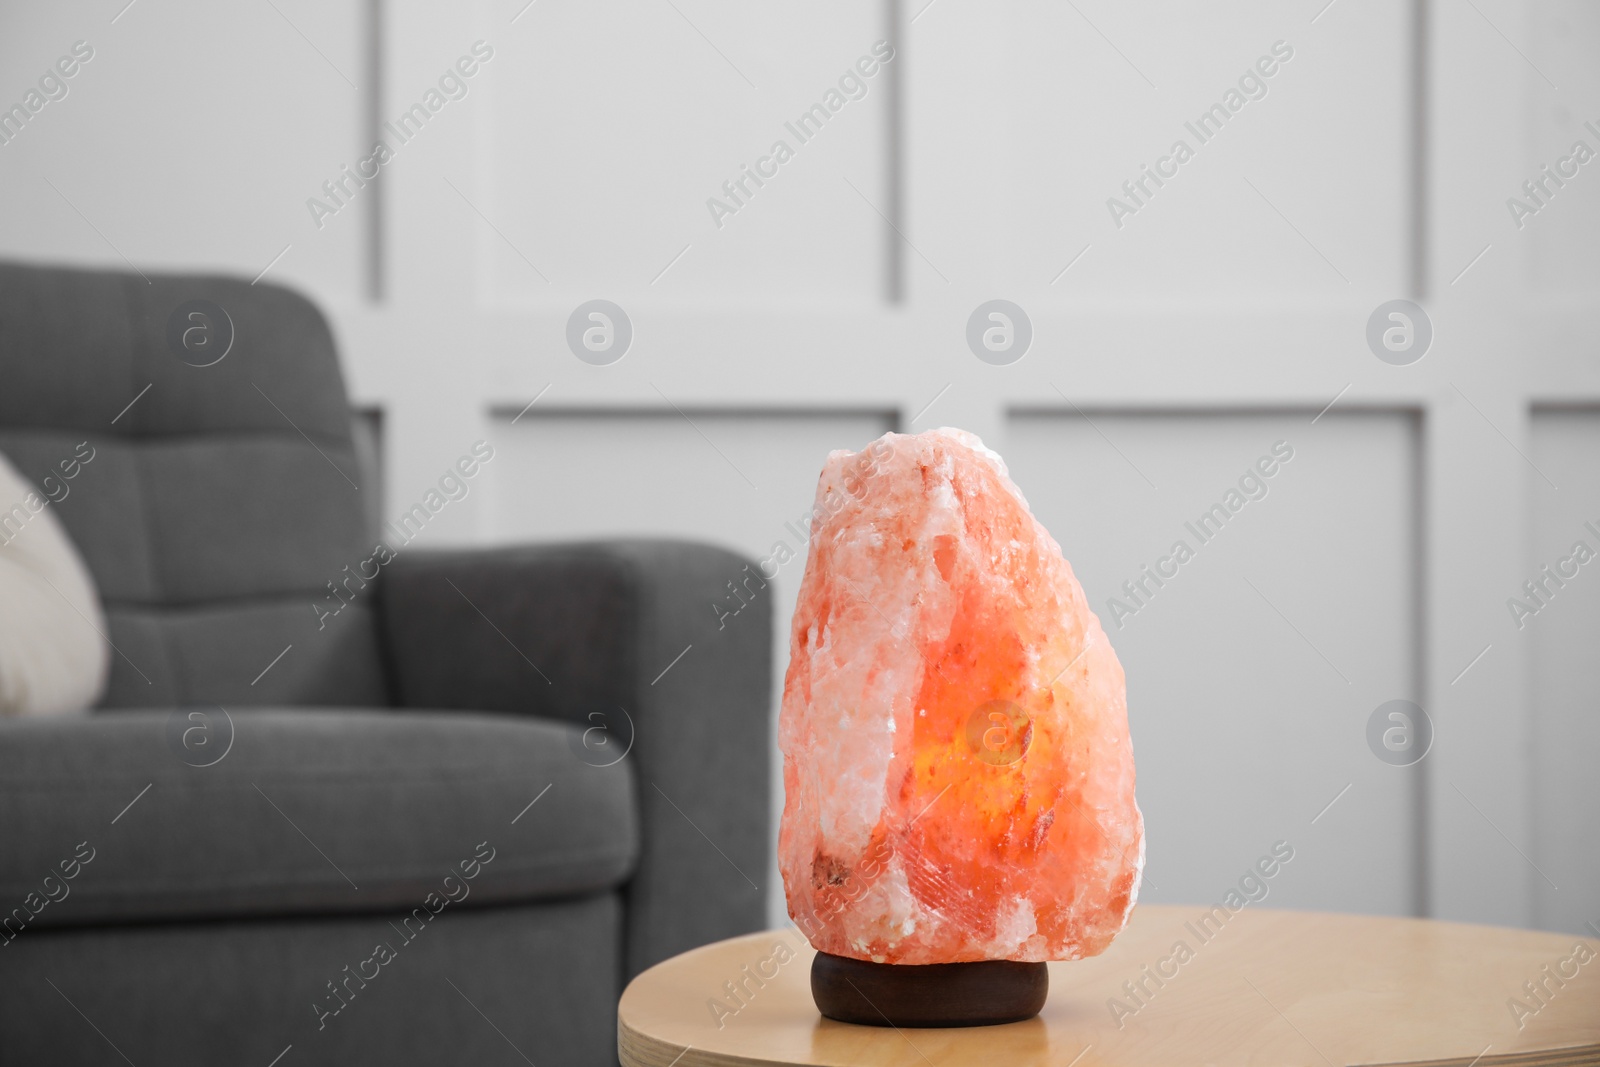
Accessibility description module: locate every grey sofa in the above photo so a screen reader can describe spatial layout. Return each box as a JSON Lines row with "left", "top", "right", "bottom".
{"left": 0, "top": 262, "right": 771, "bottom": 1065}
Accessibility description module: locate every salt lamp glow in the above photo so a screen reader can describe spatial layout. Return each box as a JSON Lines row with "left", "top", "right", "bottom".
{"left": 778, "top": 428, "right": 1143, "bottom": 1024}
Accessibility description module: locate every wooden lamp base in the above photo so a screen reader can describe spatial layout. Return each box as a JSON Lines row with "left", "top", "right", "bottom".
{"left": 810, "top": 951, "right": 1048, "bottom": 1028}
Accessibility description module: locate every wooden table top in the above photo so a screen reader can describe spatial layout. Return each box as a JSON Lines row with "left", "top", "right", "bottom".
{"left": 618, "top": 905, "right": 1600, "bottom": 1067}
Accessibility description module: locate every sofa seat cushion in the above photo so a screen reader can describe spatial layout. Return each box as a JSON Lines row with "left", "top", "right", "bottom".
{"left": 0, "top": 708, "right": 637, "bottom": 930}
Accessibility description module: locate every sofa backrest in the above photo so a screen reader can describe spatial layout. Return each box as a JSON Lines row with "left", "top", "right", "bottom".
{"left": 0, "top": 262, "right": 388, "bottom": 709}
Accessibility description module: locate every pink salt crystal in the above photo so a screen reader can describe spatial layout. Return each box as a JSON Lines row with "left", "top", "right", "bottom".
{"left": 779, "top": 428, "right": 1143, "bottom": 964}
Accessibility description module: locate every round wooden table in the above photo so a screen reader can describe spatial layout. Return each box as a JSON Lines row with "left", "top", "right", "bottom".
{"left": 619, "top": 905, "right": 1600, "bottom": 1067}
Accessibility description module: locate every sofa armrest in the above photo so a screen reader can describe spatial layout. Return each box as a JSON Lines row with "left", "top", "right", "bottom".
{"left": 378, "top": 539, "right": 771, "bottom": 977}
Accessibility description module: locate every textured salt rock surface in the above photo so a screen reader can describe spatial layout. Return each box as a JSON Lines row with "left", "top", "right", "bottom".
{"left": 778, "top": 428, "right": 1143, "bottom": 965}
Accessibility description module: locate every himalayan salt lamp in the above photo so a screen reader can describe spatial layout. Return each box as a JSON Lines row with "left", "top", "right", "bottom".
{"left": 778, "top": 428, "right": 1143, "bottom": 1026}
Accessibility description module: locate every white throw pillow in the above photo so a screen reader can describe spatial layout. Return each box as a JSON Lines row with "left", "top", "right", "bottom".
{"left": 0, "top": 451, "right": 109, "bottom": 716}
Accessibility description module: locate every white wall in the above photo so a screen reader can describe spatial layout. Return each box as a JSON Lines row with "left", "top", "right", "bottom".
{"left": 2, "top": 0, "right": 1596, "bottom": 935}
{"left": 0, "top": 0, "right": 369, "bottom": 300}
{"left": 1010, "top": 410, "right": 1423, "bottom": 916}
{"left": 1529, "top": 411, "right": 1600, "bottom": 938}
